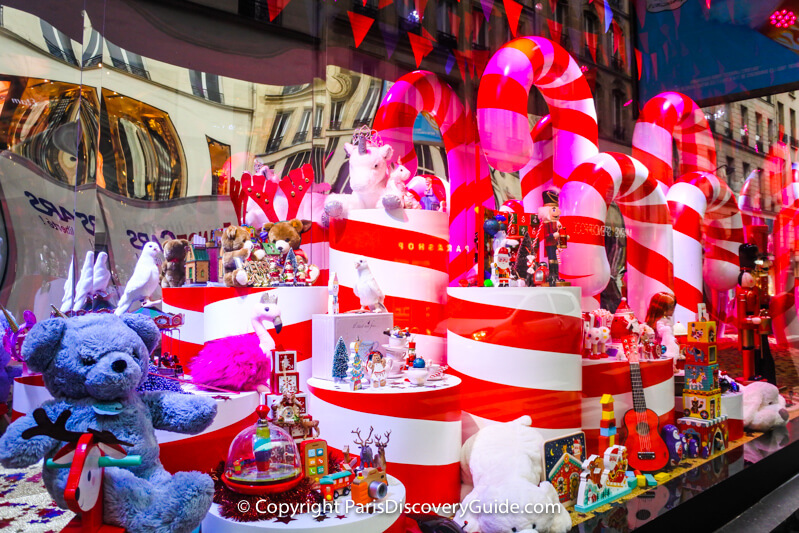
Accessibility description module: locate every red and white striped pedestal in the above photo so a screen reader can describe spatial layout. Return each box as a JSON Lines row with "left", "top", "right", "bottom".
{"left": 307, "top": 376, "right": 461, "bottom": 506}
{"left": 582, "top": 359, "right": 674, "bottom": 455}
{"left": 329, "top": 209, "right": 448, "bottom": 365}
{"left": 722, "top": 391, "right": 744, "bottom": 441}
{"left": 201, "top": 475, "right": 405, "bottom": 533}
{"left": 162, "top": 286, "right": 327, "bottom": 388}
{"left": 446, "top": 287, "right": 584, "bottom": 442}
{"left": 11, "top": 375, "right": 258, "bottom": 474}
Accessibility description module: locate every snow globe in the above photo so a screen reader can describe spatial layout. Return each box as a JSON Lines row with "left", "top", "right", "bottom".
{"left": 221, "top": 405, "right": 303, "bottom": 494}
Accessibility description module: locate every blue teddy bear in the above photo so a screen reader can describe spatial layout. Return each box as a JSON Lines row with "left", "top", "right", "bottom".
{"left": 0, "top": 313, "right": 218, "bottom": 533}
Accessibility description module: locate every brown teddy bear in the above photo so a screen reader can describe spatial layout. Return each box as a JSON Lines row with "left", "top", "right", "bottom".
{"left": 261, "top": 219, "right": 313, "bottom": 256}
{"left": 221, "top": 226, "right": 253, "bottom": 287}
{"left": 160, "top": 239, "right": 190, "bottom": 288}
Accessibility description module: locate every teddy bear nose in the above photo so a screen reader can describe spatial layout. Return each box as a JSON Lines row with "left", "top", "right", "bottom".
{"left": 112, "top": 359, "right": 127, "bottom": 373}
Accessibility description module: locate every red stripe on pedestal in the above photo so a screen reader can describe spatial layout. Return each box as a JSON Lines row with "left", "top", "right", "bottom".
{"left": 728, "top": 419, "right": 743, "bottom": 441}
{"left": 171, "top": 338, "right": 203, "bottom": 370}
{"left": 448, "top": 367, "right": 581, "bottom": 428}
{"left": 584, "top": 411, "right": 674, "bottom": 456}
{"left": 448, "top": 296, "right": 582, "bottom": 353}
{"left": 582, "top": 359, "right": 673, "bottom": 397}
{"left": 337, "top": 288, "right": 446, "bottom": 337}
{"left": 159, "top": 412, "right": 258, "bottom": 474}
{"left": 387, "top": 462, "right": 460, "bottom": 506}
{"left": 162, "top": 287, "right": 208, "bottom": 312}
{"left": 307, "top": 382, "right": 461, "bottom": 422}
{"left": 330, "top": 219, "right": 448, "bottom": 274}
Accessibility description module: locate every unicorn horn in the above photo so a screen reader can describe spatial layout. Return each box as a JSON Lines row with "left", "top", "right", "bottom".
{"left": 0, "top": 304, "right": 18, "bottom": 332}
{"left": 50, "top": 305, "right": 68, "bottom": 319}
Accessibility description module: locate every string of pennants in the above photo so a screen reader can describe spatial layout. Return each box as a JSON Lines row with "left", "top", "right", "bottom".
{"left": 266, "top": 0, "right": 644, "bottom": 80}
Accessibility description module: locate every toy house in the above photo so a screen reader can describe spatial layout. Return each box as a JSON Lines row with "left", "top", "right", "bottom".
{"left": 548, "top": 453, "right": 583, "bottom": 505}
{"left": 185, "top": 242, "right": 210, "bottom": 284}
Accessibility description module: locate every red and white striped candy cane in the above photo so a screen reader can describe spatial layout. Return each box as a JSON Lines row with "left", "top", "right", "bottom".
{"left": 500, "top": 198, "right": 523, "bottom": 214}
{"left": 632, "top": 92, "right": 717, "bottom": 188}
{"left": 738, "top": 169, "right": 767, "bottom": 241}
{"left": 476, "top": 37, "right": 598, "bottom": 187}
{"left": 520, "top": 115, "right": 555, "bottom": 212}
{"left": 667, "top": 172, "right": 744, "bottom": 324}
{"left": 560, "top": 152, "right": 672, "bottom": 318}
{"left": 373, "top": 71, "right": 494, "bottom": 286}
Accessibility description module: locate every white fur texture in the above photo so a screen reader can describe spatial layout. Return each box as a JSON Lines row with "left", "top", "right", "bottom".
{"left": 743, "top": 381, "right": 789, "bottom": 432}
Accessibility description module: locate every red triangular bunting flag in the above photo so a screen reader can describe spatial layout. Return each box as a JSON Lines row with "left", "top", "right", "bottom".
{"left": 585, "top": 32, "right": 597, "bottom": 62}
{"left": 548, "top": 0, "right": 557, "bottom": 14}
{"left": 450, "top": 13, "right": 461, "bottom": 39}
{"left": 594, "top": 0, "right": 605, "bottom": 29}
{"left": 503, "top": 0, "right": 523, "bottom": 37}
{"left": 415, "top": 0, "right": 428, "bottom": 21}
{"left": 267, "top": 0, "right": 290, "bottom": 21}
{"left": 547, "top": 19, "right": 562, "bottom": 43}
{"left": 480, "top": 0, "right": 494, "bottom": 20}
{"left": 378, "top": 0, "right": 392, "bottom": 7}
{"left": 472, "top": 50, "right": 490, "bottom": 77}
{"left": 454, "top": 49, "right": 470, "bottom": 80}
{"left": 612, "top": 20, "right": 621, "bottom": 54}
{"left": 421, "top": 27, "right": 436, "bottom": 41}
{"left": 635, "top": 48, "right": 642, "bottom": 80}
{"left": 472, "top": 10, "right": 483, "bottom": 41}
{"left": 348, "top": 11, "right": 374, "bottom": 48}
{"left": 408, "top": 33, "right": 434, "bottom": 67}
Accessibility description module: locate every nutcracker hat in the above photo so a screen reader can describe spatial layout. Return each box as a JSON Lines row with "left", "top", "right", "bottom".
{"left": 738, "top": 243, "right": 759, "bottom": 272}
{"left": 542, "top": 189, "right": 559, "bottom": 206}
{"left": 497, "top": 246, "right": 509, "bottom": 258}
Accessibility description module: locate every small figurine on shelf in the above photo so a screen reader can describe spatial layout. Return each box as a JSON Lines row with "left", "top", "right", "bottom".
{"left": 384, "top": 326, "right": 410, "bottom": 348}
{"left": 645, "top": 291, "right": 678, "bottom": 359}
{"left": 349, "top": 348, "right": 365, "bottom": 391}
{"left": 283, "top": 262, "right": 295, "bottom": 286}
{"left": 352, "top": 427, "right": 375, "bottom": 469}
{"left": 296, "top": 256, "right": 309, "bottom": 286}
{"left": 660, "top": 424, "right": 685, "bottom": 467}
{"left": 492, "top": 246, "right": 512, "bottom": 287}
{"left": 267, "top": 259, "right": 281, "bottom": 287}
{"left": 353, "top": 258, "right": 387, "bottom": 313}
{"left": 533, "top": 190, "right": 568, "bottom": 287}
{"left": 328, "top": 273, "right": 340, "bottom": 314}
{"left": 115, "top": 242, "right": 163, "bottom": 315}
{"left": 405, "top": 338, "right": 418, "bottom": 369}
{"left": 367, "top": 351, "right": 388, "bottom": 388}
{"left": 374, "top": 430, "right": 391, "bottom": 472}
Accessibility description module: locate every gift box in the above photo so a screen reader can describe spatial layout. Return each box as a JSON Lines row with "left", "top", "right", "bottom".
{"left": 311, "top": 313, "right": 393, "bottom": 381}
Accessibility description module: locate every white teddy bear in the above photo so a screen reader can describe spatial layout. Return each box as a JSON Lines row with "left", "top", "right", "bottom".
{"left": 457, "top": 416, "right": 572, "bottom": 533}
{"left": 743, "top": 381, "right": 789, "bottom": 431}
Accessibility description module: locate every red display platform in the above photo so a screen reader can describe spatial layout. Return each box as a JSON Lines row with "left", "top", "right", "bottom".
{"left": 446, "top": 286, "right": 584, "bottom": 442}
{"left": 162, "top": 286, "right": 327, "bottom": 387}
{"left": 329, "top": 209, "right": 448, "bottom": 365}
{"left": 307, "top": 376, "right": 461, "bottom": 506}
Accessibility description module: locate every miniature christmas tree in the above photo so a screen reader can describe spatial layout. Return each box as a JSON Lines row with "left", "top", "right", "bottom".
{"left": 349, "top": 349, "right": 365, "bottom": 390}
{"left": 332, "top": 336, "right": 348, "bottom": 382}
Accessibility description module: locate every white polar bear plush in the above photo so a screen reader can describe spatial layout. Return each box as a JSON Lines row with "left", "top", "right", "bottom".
{"left": 743, "top": 381, "right": 789, "bottom": 431}
{"left": 457, "top": 416, "right": 572, "bottom": 533}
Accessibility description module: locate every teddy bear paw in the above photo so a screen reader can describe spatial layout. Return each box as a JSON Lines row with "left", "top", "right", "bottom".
{"left": 324, "top": 200, "right": 344, "bottom": 218}
{"left": 235, "top": 270, "right": 249, "bottom": 286}
{"left": 382, "top": 194, "right": 403, "bottom": 210}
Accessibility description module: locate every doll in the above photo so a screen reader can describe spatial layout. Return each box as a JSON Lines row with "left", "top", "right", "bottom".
{"left": 367, "top": 351, "right": 387, "bottom": 388}
{"left": 534, "top": 190, "right": 567, "bottom": 286}
{"left": 645, "top": 291, "right": 678, "bottom": 359}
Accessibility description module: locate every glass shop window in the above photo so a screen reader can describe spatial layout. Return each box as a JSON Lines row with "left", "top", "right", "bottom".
{"left": 189, "top": 71, "right": 224, "bottom": 104}
{"left": 267, "top": 111, "right": 292, "bottom": 154}
{"left": 330, "top": 100, "right": 345, "bottom": 131}
{"left": 82, "top": 29, "right": 102, "bottom": 68}
{"left": 353, "top": 80, "right": 382, "bottom": 129}
{"left": 294, "top": 109, "right": 311, "bottom": 144}
{"left": 39, "top": 20, "right": 79, "bottom": 66}
{"left": 313, "top": 106, "right": 324, "bottom": 137}
{"left": 106, "top": 41, "right": 149, "bottom": 79}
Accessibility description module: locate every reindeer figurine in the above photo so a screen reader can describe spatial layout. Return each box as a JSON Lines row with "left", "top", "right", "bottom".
{"left": 374, "top": 430, "right": 391, "bottom": 472}
{"left": 352, "top": 426, "right": 375, "bottom": 469}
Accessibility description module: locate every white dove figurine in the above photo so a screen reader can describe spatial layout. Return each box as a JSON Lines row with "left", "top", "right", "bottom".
{"left": 353, "top": 258, "right": 387, "bottom": 313}
{"left": 115, "top": 242, "right": 163, "bottom": 316}
{"left": 251, "top": 291, "right": 283, "bottom": 353}
{"left": 72, "top": 251, "right": 95, "bottom": 312}
{"left": 60, "top": 255, "right": 75, "bottom": 313}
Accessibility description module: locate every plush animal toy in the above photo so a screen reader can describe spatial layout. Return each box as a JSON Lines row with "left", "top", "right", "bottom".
{"left": 261, "top": 219, "right": 312, "bottom": 257}
{"left": 742, "top": 381, "right": 789, "bottom": 431}
{"left": 382, "top": 163, "right": 417, "bottom": 210}
{"left": 0, "top": 313, "right": 217, "bottom": 532}
{"left": 0, "top": 312, "right": 21, "bottom": 421}
{"left": 324, "top": 138, "right": 394, "bottom": 219}
{"left": 221, "top": 226, "right": 253, "bottom": 287}
{"left": 160, "top": 239, "right": 191, "bottom": 288}
{"left": 354, "top": 258, "right": 387, "bottom": 313}
{"left": 115, "top": 242, "right": 163, "bottom": 315}
{"left": 457, "top": 416, "right": 572, "bottom": 533}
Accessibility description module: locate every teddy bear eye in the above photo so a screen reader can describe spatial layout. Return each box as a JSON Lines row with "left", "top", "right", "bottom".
{"left": 81, "top": 354, "right": 96, "bottom": 366}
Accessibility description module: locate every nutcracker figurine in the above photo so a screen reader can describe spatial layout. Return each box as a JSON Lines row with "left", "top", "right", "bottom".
{"left": 535, "top": 190, "right": 567, "bottom": 287}
{"left": 736, "top": 243, "right": 775, "bottom": 383}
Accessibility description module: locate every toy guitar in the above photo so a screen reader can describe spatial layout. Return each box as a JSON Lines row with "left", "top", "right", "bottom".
{"left": 622, "top": 345, "right": 669, "bottom": 472}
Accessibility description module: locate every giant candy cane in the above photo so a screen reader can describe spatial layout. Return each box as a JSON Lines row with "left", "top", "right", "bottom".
{"left": 476, "top": 37, "right": 599, "bottom": 187}
{"left": 559, "top": 152, "right": 672, "bottom": 318}
{"left": 738, "top": 169, "right": 767, "bottom": 242}
{"left": 667, "top": 172, "right": 744, "bottom": 324}
{"left": 373, "top": 70, "right": 495, "bottom": 286}
{"left": 632, "top": 92, "right": 717, "bottom": 188}
{"left": 771, "top": 182, "right": 799, "bottom": 347}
